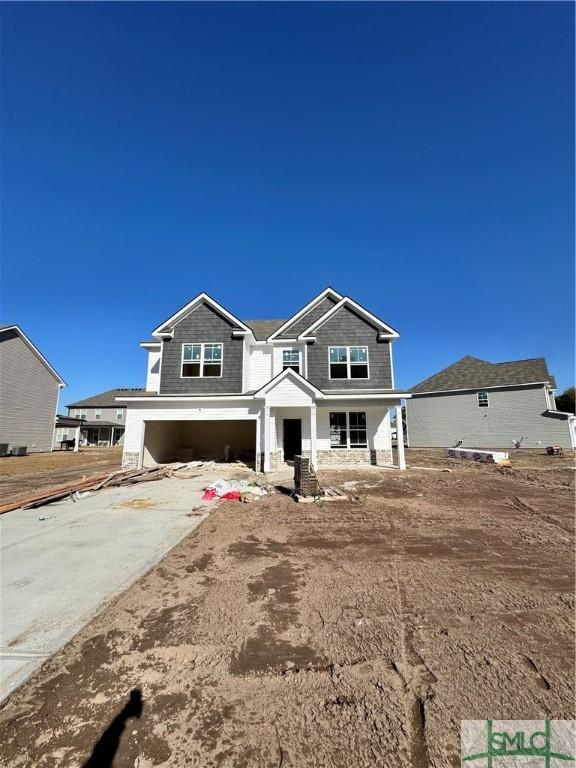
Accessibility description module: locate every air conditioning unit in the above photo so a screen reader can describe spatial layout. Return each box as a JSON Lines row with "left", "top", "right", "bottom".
{"left": 0, "top": 444, "right": 9, "bottom": 457}
{"left": 11, "top": 446, "right": 27, "bottom": 457}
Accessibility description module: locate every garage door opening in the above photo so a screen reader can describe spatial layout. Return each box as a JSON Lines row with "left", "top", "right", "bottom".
{"left": 143, "top": 420, "right": 257, "bottom": 468}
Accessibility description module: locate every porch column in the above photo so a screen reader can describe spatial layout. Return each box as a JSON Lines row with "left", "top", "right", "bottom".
{"left": 263, "top": 406, "right": 271, "bottom": 472}
{"left": 395, "top": 404, "right": 406, "bottom": 470}
{"left": 109, "top": 427, "right": 113, "bottom": 447}
{"left": 74, "top": 425, "right": 80, "bottom": 452}
{"left": 310, "top": 405, "right": 317, "bottom": 467}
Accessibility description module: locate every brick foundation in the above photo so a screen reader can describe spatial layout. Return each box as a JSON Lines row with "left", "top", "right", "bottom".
{"left": 316, "top": 448, "right": 393, "bottom": 466}
{"left": 122, "top": 451, "right": 141, "bottom": 470}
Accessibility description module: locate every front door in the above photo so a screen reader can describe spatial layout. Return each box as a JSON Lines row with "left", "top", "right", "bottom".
{"left": 283, "top": 419, "right": 302, "bottom": 461}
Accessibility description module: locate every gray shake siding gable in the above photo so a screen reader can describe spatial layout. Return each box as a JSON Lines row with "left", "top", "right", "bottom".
{"left": 278, "top": 295, "right": 338, "bottom": 338}
{"left": 159, "top": 302, "right": 244, "bottom": 394}
{"left": 306, "top": 305, "right": 393, "bottom": 390}
{"left": 0, "top": 328, "right": 61, "bottom": 452}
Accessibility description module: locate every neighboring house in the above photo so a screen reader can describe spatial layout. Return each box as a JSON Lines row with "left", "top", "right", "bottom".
{"left": 0, "top": 325, "right": 66, "bottom": 453}
{"left": 406, "top": 356, "right": 576, "bottom": 451}
{"left": 64, "top": 389, "right": 143, "bottom": 448}
{"left": 119, "top": 288, "right": 410, "bottom": 471}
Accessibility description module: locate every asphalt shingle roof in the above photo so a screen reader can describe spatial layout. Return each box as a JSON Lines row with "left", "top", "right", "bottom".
{"left": 242, "top": 320, "right": 286, "bottom": 341}
{"left": 411, "top": 356, "right": 554, "bottom": 394}
{"left": 66, "top": 388, "right": 146, "bottom": 408}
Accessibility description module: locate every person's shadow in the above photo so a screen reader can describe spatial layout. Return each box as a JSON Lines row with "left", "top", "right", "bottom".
{"left": 82, "top": 689, "right": 143, "bottom": 768}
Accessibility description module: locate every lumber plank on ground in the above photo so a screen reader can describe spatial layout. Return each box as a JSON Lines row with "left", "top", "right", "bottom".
{"left": 0, "top": 464, "right": 173, "bottom": 515}
{"left": 0, "top": 471, "right": 114, "bottom": 515}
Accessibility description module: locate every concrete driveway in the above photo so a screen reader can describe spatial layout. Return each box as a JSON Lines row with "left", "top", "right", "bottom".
{"left": 0, "top": 470, "right": 223, "bottom": 701}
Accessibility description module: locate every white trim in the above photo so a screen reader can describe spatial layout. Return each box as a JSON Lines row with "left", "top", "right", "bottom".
{"left": 180, "top": 342, "right": 223, "bottom": 379}
{"left": 117, "top": 390, "right": 412, "bottom": 403}
{"left": 281, "top": 348, "right": 301, "bottom": 374}
{"left": 253, "top": 367, "right": 325, "bottom": 399}
{"left": 263, "top": 406, "right": 271, "bottom": 471}
{"left": 310, "top": 405, "right": 317, "bottom": 466}
{"left": 395, "top": 405, "right": 406, "bottom": 470}
{"left": 389, "top": 342, "right": 395, "bottom": 389}
{"left": 477, "top": 391, "right": 489, "bottom": 408}
{"left": 140, "top": 342, "right": 161, "bottom": 349}
{"left": 297, "top": 297, "right": 400, "bottom": 340}
{"left": 152, "top": 292, "right": 251, "bottom": 336}
{"left": 0, "top": 325, "right": 66, "bottom": 385}
{"left": 328, "top": 345, "right": 370, "bottom": 380}
{"left": 117, "top": 394, "right": 255, "bottom": 402}
{"left": 322, "top": 393, "right": 411, "bottom": 400}
{"left": 266, "top": 288, "right": 343, "bottom": 340}
{"left": 411, "top": 381, "right": 551, "bottom": 396}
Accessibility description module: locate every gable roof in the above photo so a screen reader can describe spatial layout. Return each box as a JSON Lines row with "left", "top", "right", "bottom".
{"left": 0, "top": 325, "right": 66, "bottom": 386}
{"left": 67, "top": 388, "right": 146, "bottom": 408}
{"left": 410, "top": 356, "right": 555, "bottom": 394}
{"left": 266, "top": 288, "right": 343, "bottom": 340}
{"left": 152, "top": 293, "right": 251, "bottom": 337}
{"left": 243, "top": 320, "right": 286, "bottom": 341}
{"left": 253, "top": 366, "right": 325, "bottom": 398}
{"left": 297, "top": 296, "right": 400, "bottom": 339}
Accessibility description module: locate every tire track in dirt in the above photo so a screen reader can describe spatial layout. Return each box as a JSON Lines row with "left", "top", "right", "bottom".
{"left": 393, "top": 560, "right": 437, "bottom": 768}
{"left": 508, "top": 496, "right": 573, "bottom": 535}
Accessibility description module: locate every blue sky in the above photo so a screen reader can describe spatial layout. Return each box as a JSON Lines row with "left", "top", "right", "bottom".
{"left": 1, "top": 2, "right": 573, "bottom": 407}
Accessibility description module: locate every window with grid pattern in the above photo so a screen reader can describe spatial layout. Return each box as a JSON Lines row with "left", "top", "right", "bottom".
{"left": 182, "top": 343, "right": 223, "bottom": 377}
{"left": 329, "top": 346, "right": 369, "bottom": 379}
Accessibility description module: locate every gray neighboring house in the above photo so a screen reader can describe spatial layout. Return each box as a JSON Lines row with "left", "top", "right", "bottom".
{"left": 0, "top": 325, "right": 66, "bottom": 453}
{"left": 406, "top": 356, "right": 576, "bottom": 451}
{"left": 63, "top": 388, "right": 145, "bottom": 448}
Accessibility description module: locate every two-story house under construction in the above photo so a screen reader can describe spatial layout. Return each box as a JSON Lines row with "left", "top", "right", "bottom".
{"left": 119, "top": 289, "right": 410, "bottom": 471}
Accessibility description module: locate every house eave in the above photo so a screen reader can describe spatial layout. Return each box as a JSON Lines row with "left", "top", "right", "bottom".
{"left": 411, "top": 381, "right": 551, "bottom": 396}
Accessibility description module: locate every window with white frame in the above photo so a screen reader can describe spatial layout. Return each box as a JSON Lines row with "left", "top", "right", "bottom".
{"left": 116, "top": 409, "right": 123, "bottom": 420}
{"left": 329, "top": 412, "right": 367, "bottom": 448}
{"left": 282, "top": 349, "right": 300, "bottom": 374}
{"left": 75, "top": 409, "right": 87, "bottom": 420}
{"left": 329, "top": 346, "right": 369, "bottom": 379}
{"left": 95, "top": 409, "right": 102, "bottom": 420}
{"left": 181, "top": 343, "right": 223, "bottom": 378}
{"left": 477, "top": 391, "right": 489, "bottom": 408}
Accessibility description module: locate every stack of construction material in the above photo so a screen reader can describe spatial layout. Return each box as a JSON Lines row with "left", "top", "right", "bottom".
{"left": 0, "top": 465, "right": 175, "bottom": 515}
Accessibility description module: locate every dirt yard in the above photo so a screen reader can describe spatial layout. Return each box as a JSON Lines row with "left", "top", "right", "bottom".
{"left": 0, "top": 448, "right": 122, "bottom": 503}
{"left": 0, "top": 449, "right": 574, "bottom": 767}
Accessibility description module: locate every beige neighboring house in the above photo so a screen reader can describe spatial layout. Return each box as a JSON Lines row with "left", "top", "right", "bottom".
{"left": 0, "top": 325, "right": 66, "bottom": 454}
{"left": 63, "top": 389, "right": 144, "bottom": 448}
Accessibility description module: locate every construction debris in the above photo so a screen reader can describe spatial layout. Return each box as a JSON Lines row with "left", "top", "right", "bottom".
{"left": 202, "top": 478, "right": 269, "bottom": 503}
{"left": 444, "top": 447, "right": 510, "bottom": 465}
{"left": 1, "top": 464, "right": 182, "bottom": 514}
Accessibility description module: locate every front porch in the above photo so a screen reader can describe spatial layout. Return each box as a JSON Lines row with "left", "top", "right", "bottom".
{"left": 257, "top": 369, "right": 406, "bottom": 472}
{"left": 261, "top": 403, "right": 405, "bottom": 471}
{"left": 81, "top": 423, "right": 125, "bottom": 448}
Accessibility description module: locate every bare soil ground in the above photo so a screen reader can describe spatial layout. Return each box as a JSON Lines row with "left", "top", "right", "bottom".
{"left": 0, "top": 448, "right": 122, "bottom": 503}
{"left": 0, "top": 449, "right": 574, "bottom": 767}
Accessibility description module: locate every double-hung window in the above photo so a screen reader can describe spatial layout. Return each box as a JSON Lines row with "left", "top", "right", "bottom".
{"left": 95, "top": 409, "right": 102, "bottom": 420}
{"left": 329, "top": 346, "right": 369, "bottom": 379}
{"left": 181, "top": 343, "right": 223, "bottom": 378}
{"left": 329, "top": 412, "right": 367, "bottom": 448}
{"left": 477, "top": 391, "right": 489, "bottom": 408}
{"left": 282, "top": 349, "right": 300, "bottom": 374}
{"left": 116, "top": 409, "right": 123, "bottom": 420}
{"left": 75, "top": 409, "right": 87, "bottom": 420}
